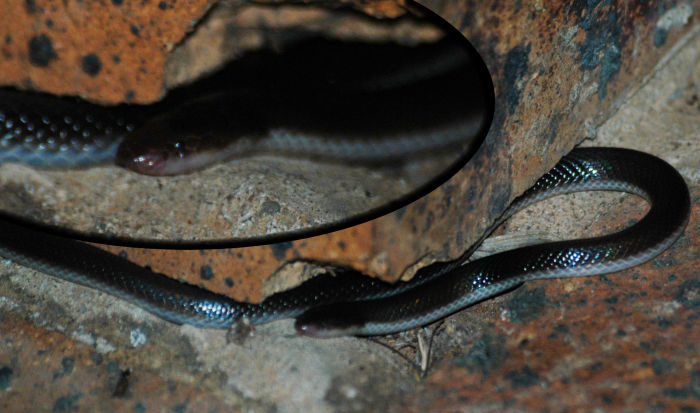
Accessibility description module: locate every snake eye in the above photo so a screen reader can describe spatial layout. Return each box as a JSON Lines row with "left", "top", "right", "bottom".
{"left": 172, "top": 141, "right": 187, "bottom": 158}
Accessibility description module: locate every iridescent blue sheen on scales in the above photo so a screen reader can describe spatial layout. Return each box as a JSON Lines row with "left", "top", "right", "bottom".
{"left": 0, "top": 89, "right": 136, "bottom": 168}
{"left": 0, "top": 148, "right": 690, "bottom": 336}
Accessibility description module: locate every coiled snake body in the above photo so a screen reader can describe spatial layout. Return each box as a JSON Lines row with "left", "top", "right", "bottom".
{"left": 0, "top": 147, "right": 690, "bottom": 336}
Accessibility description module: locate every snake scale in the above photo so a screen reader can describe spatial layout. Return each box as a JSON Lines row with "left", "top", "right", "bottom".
{"left": 0, "top": 147, "right": 689, "bottom": 336}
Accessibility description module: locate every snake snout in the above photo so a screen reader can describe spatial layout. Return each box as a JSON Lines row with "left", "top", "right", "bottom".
{"left": 115, "top": 144, "right": 170, "bottom": 176}
{"left": 294, "top": 304, "right": 366, "bottom": 338}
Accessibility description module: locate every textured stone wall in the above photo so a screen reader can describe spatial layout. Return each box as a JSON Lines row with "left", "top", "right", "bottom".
{"left": 0, "top": 1, "right": 695, "bottom": 301}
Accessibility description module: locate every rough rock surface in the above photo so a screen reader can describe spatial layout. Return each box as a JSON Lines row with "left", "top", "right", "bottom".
{"left": 0, "top": 1, "right": 698, "bottom": 411}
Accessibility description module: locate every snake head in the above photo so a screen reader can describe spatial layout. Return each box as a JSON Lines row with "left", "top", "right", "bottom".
{"left": 294, "top": 303, "right": 367, "bottom": 338}
{"left": 115, "top": 100, "right": 236, "bottom": 176}
{"left": 116, "top": 128, "right": 218, "bottom": 176}
{"left": 116, "top": 93, "right": 266, "bottom": 176}
{"left": 116, "top": 145, "right": 170, "bottom": 175}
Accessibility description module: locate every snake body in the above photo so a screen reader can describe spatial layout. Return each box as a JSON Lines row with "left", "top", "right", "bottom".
{"left": 0, "top": 147, "right": 689, "bottom": 336}
{"left": 0, "top": 89, "right": 141, "bottom": 168}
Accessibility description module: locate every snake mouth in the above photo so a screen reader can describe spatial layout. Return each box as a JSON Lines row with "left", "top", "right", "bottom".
{"left": 116, "top": 138, "right": 233, "bottom": 176}
{"left": 115, "top": 145, "right": 170, "bottom": 176}
{"left": 294, "top": 303, "right": 367, "bottom": 338}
